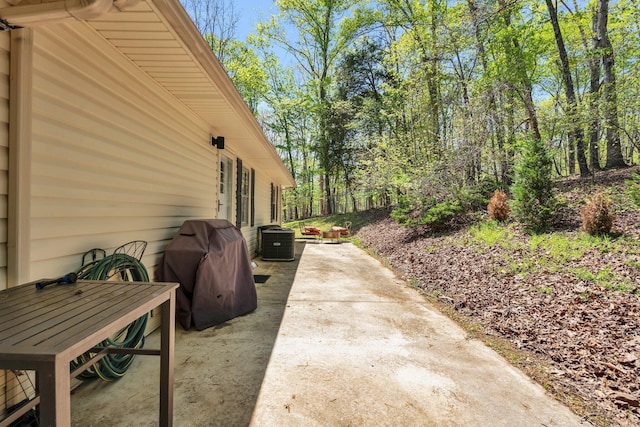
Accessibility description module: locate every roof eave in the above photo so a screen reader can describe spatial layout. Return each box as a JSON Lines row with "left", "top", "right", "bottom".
{"left": 147, "top": 0, "right": 295, "bottom": 188}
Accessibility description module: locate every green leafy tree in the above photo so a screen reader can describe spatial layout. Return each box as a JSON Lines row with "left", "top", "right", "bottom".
{"left": 332, "top": 38, "right": 393, "bottom": 212}
{"left": 510, "top": 138, "right": 557, "bottom": 233}
{"left": 260, "top": 0, "right": 374, "bottom": 215}
{"left": 219, "top": 37, "right": 269, "bottom": 113}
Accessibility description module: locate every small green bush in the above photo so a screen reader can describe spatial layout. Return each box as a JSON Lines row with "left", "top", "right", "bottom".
{"left": 422, "top": 201, "right": 463, "bottom": 229}
{"left": 391, "top": 194, "right": 440, "bottom": 226}
{"left": 392, "top": 182, "right": 489, "bottom": 229}
{"left": 455, "top": 185, "right": 489, "bottom": 212}
{"left": 390, "top": 194, "right": 415, "bottom": 225}
{"left": 391, "top": 195, "right": 463, "bottom": 229}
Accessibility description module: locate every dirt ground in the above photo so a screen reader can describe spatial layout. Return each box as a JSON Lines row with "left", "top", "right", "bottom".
{"left": 355, "top": 167, "right": 640, "bottom": 427}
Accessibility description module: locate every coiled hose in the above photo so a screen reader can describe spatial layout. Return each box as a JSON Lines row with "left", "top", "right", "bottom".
{"left": 70, "top": 253, "right": 149, "bottom": 381}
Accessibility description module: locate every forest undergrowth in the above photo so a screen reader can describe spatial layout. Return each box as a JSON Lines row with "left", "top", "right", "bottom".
{"left": 355, "top": 167, "right": 640, "bottom": 427}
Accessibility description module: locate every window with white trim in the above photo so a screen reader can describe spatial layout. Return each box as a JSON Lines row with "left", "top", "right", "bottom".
{"left": 241, "top": 167, "right": 250, "bottom": 225}
{"left": 271, "top": 183, "right": 279, "bottom": 222}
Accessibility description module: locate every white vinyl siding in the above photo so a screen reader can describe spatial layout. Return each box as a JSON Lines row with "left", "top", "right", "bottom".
{"left": 255, "top": 169, "right": 278, "bottom": 228}
{"left": 0, "top": 32, "right": 9, "bottom": 291}
{"left": 30, "top": 23, "right": 217, "bottom": 281}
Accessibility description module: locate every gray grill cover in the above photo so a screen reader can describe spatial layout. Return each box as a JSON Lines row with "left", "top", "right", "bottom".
{"left": 157, "top": 219, "right": 257, "bottom": 331}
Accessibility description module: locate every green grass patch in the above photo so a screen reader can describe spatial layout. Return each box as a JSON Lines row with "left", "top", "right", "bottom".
{"left": 408, "top": 277, "right": 420, "bottom": 288}
{"left": 465, "top": 221, "right": 636, "bottom": 294}
{"left": 467, "top": 220, "right": 517, "bottom": 249}
{"left": 625, "top": 259, "right": 640, "bottom": 269}
{"left": 570, "top": 266, "right": 635, "bottom": 292}
{"left": 504, "top": 255, "right": 535, "bottom": 276}
{"left": 536, "top": 285, "right": 554, "bottom": 294}
{"left": 572, "top": 266, "right": 597, "bottom": 282}
{"left": 529, "top": 232, "right": 616, "bottom": 261}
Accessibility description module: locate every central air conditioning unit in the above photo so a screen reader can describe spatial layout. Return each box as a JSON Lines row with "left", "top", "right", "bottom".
{"left": 261, "top": 228, "right": 295, "bottom": 261}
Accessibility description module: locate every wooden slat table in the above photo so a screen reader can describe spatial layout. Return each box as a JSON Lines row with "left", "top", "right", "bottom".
{"left": 0, "top": 280, "right": 178, "bottom": 427}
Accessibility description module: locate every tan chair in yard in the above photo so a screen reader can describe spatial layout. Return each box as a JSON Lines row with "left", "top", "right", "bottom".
{"left": 342, "top": 221, "right": 352, "bottom": 237}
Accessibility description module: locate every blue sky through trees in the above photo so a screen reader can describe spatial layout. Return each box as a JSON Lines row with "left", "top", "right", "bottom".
{"left": 233, "top": 0, "right": 278, "bottom": 41}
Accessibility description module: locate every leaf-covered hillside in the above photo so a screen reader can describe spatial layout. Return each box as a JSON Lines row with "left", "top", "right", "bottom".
{"left": 355, "top": 167, "right": 640, "bottom": 427}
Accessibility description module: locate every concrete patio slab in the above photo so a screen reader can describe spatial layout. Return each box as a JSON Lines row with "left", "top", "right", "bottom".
{"left": 71, "top": 241, "right": 583, "bottom": 426}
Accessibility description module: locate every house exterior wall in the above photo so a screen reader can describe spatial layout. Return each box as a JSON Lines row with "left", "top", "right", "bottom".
{"left": 229, "top": 162, "right": 282, "bottom": 257}
{"left": 0, "top": 2, "right": 292, "bottom": 415}
{"left": 29, "top": 23, "right": 220, "bottom": 282}
{"left": 241, "top": 167, "right": 281, "bottom": 255}
{"left": 25, "top": 22, "right": 283, "bottom": 284}
{"left": 0, "top": 33, "right": 8, "bottom": 292}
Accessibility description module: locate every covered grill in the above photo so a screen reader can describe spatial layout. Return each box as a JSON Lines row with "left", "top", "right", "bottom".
{"left": 157, "top": 219, "right": 257, "bottom": 331}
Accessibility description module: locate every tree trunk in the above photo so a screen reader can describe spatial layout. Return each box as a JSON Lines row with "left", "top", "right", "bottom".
{"left": 394, "top": 0, "right": 442, "bottom": 155}
{"left": 545, "top": 0, "right": 589, "bottom": 177}
{"left": 568, "top": 140, "right": 576, "bottom": 175}
{"left": 569, "top": 1, "right": 602, "bottom": 171}
{"left": 319, "top": 82, "right": 334, "bottom": 215}
{"left": 595, "top": 0, "right": 627, "bottom": 169}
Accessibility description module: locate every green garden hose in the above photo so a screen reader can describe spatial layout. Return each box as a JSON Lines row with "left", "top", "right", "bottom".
{"left": 70, "top": 253, "right": 150, "bottom": 381}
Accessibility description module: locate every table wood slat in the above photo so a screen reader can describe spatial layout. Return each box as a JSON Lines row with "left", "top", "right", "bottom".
{"left": 0, "top": 284, "right": 131, "bottom": 345}
{"left": 18, "top": 285, "right": 152, "bottom": 347}
{"left": 0, "top": 282, "right": 106, "bottom": 329}
{"left": 52, "top": 289, "right": 159, "bottom": 352}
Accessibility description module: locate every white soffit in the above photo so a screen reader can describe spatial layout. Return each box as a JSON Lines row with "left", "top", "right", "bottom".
{"left": 86, "top": 0, "right": 295, "bottom": 187}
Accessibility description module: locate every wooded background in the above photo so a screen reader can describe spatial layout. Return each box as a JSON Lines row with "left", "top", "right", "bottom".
{"left": 182, "top": 0, "right": 640, "bottom": 220}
